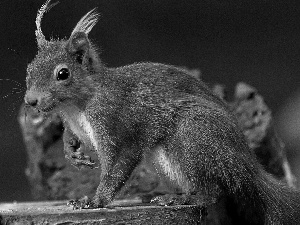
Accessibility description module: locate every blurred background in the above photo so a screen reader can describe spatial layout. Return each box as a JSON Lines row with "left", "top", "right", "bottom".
{"left": 0, "top": 0, "right": 299, "bottom": 202}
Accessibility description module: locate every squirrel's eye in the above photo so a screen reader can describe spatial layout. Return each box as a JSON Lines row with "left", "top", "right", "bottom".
{"left": 56, "top": 68, "right": 70, "bottom": 81}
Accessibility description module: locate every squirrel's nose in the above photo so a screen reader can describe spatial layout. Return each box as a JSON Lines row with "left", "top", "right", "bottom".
{"left": 26, "top": 98, "right": 38, "bottom": 107}
{"left": 25, "top": 92, "right": 39, "bottom": 107}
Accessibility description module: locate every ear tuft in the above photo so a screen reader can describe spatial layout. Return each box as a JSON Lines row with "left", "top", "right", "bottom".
{"left": 36, "top": 0, "right": 59, "bottom": 48}
{"left": 69, "top": 32, "right": 89, "bottom": 52}
{"left": 71, "top": 8, "right": 99, "bottom": 36}
{"left": 67, "top": 8, "right": 99, "bottom": 65}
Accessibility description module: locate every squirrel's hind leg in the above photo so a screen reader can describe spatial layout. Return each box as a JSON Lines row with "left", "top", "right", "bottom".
{"left": 150, "top": 140, "right": 221, "bottom": 207}
{"left": 150, "top": 145, "right": 201, "bottom": 206}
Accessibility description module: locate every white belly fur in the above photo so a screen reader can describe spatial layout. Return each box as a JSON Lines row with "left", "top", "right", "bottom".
{"left": 78, "top": 113, "right": 98, "bottom": 150}
{"left": 156, "top": 146, "right": 191, "bottom": 192}
{"left": 61, "top": 106, "right": 98, "bottom": 150}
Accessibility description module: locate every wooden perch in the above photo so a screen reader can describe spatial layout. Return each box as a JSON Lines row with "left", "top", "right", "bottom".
{"left": 0, "top": 200, "right": 204, "bottom": 225}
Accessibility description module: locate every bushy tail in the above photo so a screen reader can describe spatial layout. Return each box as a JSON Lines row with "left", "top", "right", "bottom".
{"left": 256, "top": 172, "right": 300, "bottom": 225}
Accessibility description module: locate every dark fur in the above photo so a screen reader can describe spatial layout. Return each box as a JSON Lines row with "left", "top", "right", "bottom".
{"left": 25, "top": 2, "right": 300, "bottom": 224}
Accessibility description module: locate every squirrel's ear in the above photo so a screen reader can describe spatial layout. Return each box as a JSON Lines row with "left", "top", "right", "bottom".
{"left": 67, "top": 32, "right": 90, "bottom": 64}
{"left": 66, "top": 8, "right": 99, "bottom": 66}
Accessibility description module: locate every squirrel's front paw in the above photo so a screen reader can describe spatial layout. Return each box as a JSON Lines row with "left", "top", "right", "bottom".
{"left": 67, "top": 196, "right": 93, "bottom": 209}
{"left": 67, "top": 195, "right": 113, "bottom": 209}
{"left": 64, "top": 138, "right": 96, "bottom": 169}
{"left": 69, "top": 151, "right": 96, "bottom": 169}
{"left": 151, "top": 194, "right": 190, "bottom": 206}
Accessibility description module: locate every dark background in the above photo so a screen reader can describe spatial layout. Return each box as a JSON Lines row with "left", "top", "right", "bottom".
{"left": 0, "top": 0, "right": 299, "bottom": 202}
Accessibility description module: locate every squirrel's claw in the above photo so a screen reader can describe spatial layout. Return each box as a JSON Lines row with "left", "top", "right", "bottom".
{"left": 64, "top": 137, "right": 96, "bottom": 169}
{"left": 66, "top": 150, "right": 96, "bottom": 169}
{"left": 151, "top": 194, "right": 190, "bottom": 206}
{"left": 67, "top": 196, "right": 94, "bottom": 209}
{"left": 71, "top": 151, "right": 95, "bottom": 168}
{"left": 73, "top": 157, "right": 96, "bottom": 169}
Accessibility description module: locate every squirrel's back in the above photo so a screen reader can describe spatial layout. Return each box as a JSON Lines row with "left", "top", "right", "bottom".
{"left": 109, "top": 62, "right": 227, "bottom": 107}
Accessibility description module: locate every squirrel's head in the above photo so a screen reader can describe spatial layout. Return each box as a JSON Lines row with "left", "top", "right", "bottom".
{"left": 25, "top": 0, "right": 101, "bottom": 113}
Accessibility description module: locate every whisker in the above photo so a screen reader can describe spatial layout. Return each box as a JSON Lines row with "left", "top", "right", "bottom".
{"left": 11, "top": 89, "right": 24, "bottom": 94}
{"left": 8, "top": 48, "right": 23, "bottom": 59}
{"left": 12, "top": 87, "right": 25, "bottom": 91}
{"left": 0, "top": 78, "right": 24, "bottom": 88}
{"left": 12, "top": 90, "right": 24, "bottom": 94}
{"left": 2, "top": 90, "right": 24, "bottom": 99}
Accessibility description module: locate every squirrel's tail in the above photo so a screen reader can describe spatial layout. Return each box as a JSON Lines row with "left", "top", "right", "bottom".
{"left": 226, "top": 170, "right": 300, "bottom": 225}
{"left": 256, "top": 172, "right": 300, "bottom": 225}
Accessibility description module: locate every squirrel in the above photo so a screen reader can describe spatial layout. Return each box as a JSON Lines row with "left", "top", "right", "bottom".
{"left": 24, "top": 0, "right": 300, "bottom": 224}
